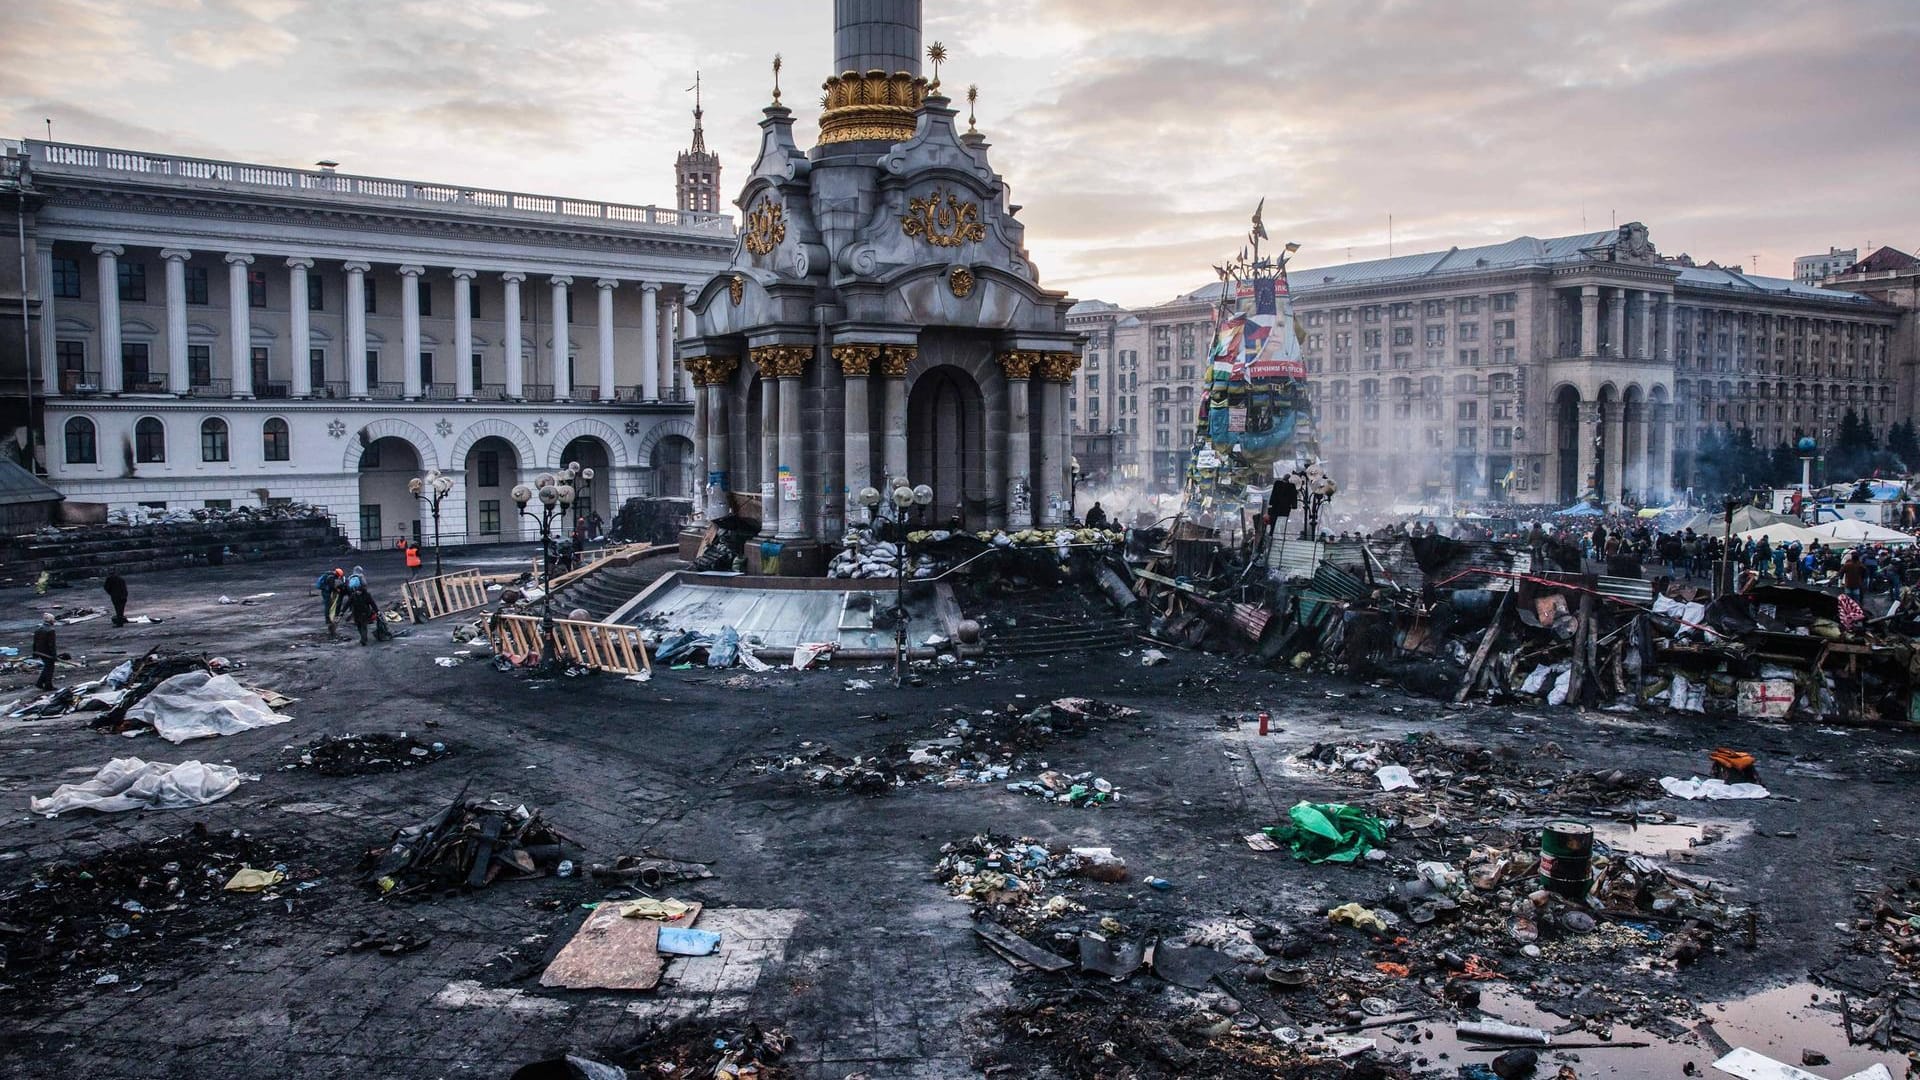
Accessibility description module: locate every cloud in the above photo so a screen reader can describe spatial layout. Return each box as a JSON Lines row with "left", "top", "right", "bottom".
{"left": 167, "top": 23, "right": 298, "bottom": 69}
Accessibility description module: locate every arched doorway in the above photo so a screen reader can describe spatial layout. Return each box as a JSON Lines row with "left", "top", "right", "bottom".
{"left": 560, "top": 436, "right": 612, "bottom": 530}
{"left": 357, "top": 436, "right": 421, "bottom": 548}
{"left": 1553, "top": 386, "right": 1582, "bottom": 505}
{"left": 464, "top": 435, "right": 522, "bottom": 544}
{"left": 651, "top": 434, "right": 695, "bottom": 498}
{"left": 907, "top": 365, "right": 985, "bottom": 525}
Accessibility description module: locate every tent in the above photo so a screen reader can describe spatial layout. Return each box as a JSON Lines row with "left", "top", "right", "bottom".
{"left": 1555, "top": 502, "right": 1603, "bottom": 517}
{"left": 1806, "top": 519, "right": 1916, "bottom": 547}
{"left": 1734, "top": 522, "right": 1826, "bottom": 547}
{"left": 1680, "top": 505, "right": 1797, "bottom": 536}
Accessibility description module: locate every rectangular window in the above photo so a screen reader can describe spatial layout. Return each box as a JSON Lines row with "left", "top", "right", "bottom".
{"left": 310, "top": 348, "right": 326, "bottom": 389}
{"left": 419, "top": 283, "right": 433, "bottom": 318}
{"left": 477, "top": 450, "right": 500, "bottom": 487}
{"left": 1491, "top": 293, "right": 1517, "bottom": 312}
{"left": 1492, "top": 427, "right": 1512, "bottom": 448}
{"left": 263, "top": 420, "right": 289, "bottom": 461}
{"left": 204, "top": 499, "right": 232, "bottom": 511}
{"left": 359, "top": 505, "right": 382, "bottom": 544}
{"left": 57, "top": 340, "right": 86, "bottom": 375}
{"left": 479, "top": 499, "right": 502, "bottom": 536}
{"left": 189, "top": 344, "right": 212, "bottom": 387}
{"left": 1457, "top": 322, "right": 1479, "bottom": 341}
{"left": 1424, "top": 300, "right": 1447, "bottom": 317}
{"left": 364, "top": 280, "right": 378, "bottom": 313}
{"left": 52, "top": 256, "right": 82, "bottom": 299}
{"left": 1457, "top": 427, "right": 1477, "bottom": 448}
{"left": 366, "top": 350, "right": 380, "bottom": 387}
{"left": 122, "top": 342, "right": 151, "bottom": 385}
{"left": 1457, "top": 349, "right": 1480, "bottom": 366}
{"left": 251, "top": 346, "right": 270, "bottom": 391}
{"left": 471, "top": 353, "right": 483, "bottom": 390}
{"left": 248, "top": 270, "right": 267, "bottom": 308}
{"left": 308, "top": 274, "right": 324, "bottom": 311}
{"left": 119, "top": 261, "right": 147, "bottom": 302}
{"left": 1425, "top": 326, "right": 1446, "bottom": 345}
{"left": 65, "top": 418, "right": 96, "bottom": 464}
{"left": 419, "top": 352, "right": 434, "bottom": 387}
{"left": 1457, "top": 401, "right": 1478, "bottom": 420}
{"left": 201, "top": 422, "right": 229, "bottom": 462}
{"left": 1088, "top": 374, "right": 1099, "bottom": 391}
{"left": 1087, "top": 353, "right": 1100, "bottom": 369}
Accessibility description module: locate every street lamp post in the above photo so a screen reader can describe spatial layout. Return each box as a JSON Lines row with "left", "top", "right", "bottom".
{"left": 511, "top": 459, "right": 594, "bottom": 670}
{"left": 886, "top": 482, "right": 933, "bottom": 688}
{"left": 408, "top": 469, "right": 455, "bottom": 581}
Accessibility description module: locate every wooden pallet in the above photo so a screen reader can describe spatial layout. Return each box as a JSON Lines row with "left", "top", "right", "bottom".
{"left": 401, "top": 568, "right": 490, "bottom": 622}
{"left": 489, "top": 613, "right": 653, "bottom": 676}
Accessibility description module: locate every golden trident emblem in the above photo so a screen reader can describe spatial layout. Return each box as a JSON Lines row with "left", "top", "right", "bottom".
{"left": 901, "top": 186, "right": 986, "bottom": 248}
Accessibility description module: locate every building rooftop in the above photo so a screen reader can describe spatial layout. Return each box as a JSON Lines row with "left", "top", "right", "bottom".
{"left": 0, "top": 458, "right": 62, "bottom": 507}
{"left": 1673, "top": 265, "right": 1877, "bottom": 306}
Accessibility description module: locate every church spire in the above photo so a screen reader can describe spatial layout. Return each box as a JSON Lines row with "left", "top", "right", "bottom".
{"left": 676, "top": 70, "right": 721, "bottom": 214}
{"left": 689, "top": 71, "right": 707, "bottom": 155}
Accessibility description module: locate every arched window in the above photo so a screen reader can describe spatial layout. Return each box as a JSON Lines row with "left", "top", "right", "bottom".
{"left": 135, "top": 417, "right": 166, "bottom": 463}
{"left": 64, "top": 417, "right": 97, "bottom": 464}
{"left": 200, "top": 417, "right": 229, "bottom": 462}
{"left": 262, "top": 417, "right": 290, "bottom": 462}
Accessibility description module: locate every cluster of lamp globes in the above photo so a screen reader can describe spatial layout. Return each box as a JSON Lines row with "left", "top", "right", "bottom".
{"left": 1290, "top": 458, "right": 1338, "bottom": 498}
{"left": 858, "top": 483, "right": 934, "bottom": 513}
{"left": 508, "top": 461, "right": 596, "bottom": 510}
{"left": 407, "top": 469, "right": 455, "bottom": 500}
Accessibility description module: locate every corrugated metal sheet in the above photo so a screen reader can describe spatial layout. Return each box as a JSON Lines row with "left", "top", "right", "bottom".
{"left": 1267, "top": 539, "right": 1369, "bottom": 580}
{"left": 1365, "top": 538, "right": 1532, "bottom": 592}
{"left": 1535, "top": 571, "right": 1655, "bottom": 605}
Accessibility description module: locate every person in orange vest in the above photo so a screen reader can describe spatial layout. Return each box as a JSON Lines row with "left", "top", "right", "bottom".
{"left": 404, "top": 540, "right": 423, "bottom": 580}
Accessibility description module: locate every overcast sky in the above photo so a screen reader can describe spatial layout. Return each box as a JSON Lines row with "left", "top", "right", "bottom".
{"left": 5, "top": 0, "right": 1916, "bottom": 307}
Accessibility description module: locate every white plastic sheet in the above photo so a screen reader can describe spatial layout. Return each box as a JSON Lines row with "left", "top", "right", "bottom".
{"left": 1660, "top": 776, "right": 1770, "bottom": 800}
{"left": 126, "top": 671, "right": 292, "bottom": 743}
{"left": 1375, "top": 765, "right": 1419, "bottom": 791}
{"left": 29, "top": 757, "right": 242, "bottom": 816}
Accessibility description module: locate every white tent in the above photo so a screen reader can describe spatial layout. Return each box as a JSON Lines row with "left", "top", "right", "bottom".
{"left": 1734, "top": 522, "right": 1826, "bottom": 547}
{"left": 1806, "top": 519, "right": 1916, "bottom": 547}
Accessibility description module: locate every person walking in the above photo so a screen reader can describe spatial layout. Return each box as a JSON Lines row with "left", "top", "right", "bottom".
{"left": 32, "top": 613, "right": 57, "bottom": 690}
{"left": 103, "top": 572, "right": 129, "bottom": 626}
{"left": 404, "top": 541, "right": 424, "bottom": 581}
{"left": 316, "top": 567, "right": 345, "bottom": 639}
{"left": 348, "top": 584, "right": 379, "bottom": 646}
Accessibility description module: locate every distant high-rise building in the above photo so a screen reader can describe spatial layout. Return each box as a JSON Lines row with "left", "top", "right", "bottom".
{"left": 676, "top": 74, "right": 722, "bottom": 215}
{"left": 1795, "top": 247, "right": 1857, "bottom": 285}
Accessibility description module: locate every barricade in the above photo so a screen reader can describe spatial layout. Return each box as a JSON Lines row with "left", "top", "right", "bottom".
{"left": 487, "top": 613, "right": 653, "bottom": 676}
{"left": 402, "top": 568, "right": 490, "bottom": 622}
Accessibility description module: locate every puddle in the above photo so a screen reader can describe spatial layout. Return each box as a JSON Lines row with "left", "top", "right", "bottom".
{"left": 1402, "top": 982, "right": 1906, "bottom": 1078}
{"left": 1591, "top": 819, "right": 1753, "bottom": 859}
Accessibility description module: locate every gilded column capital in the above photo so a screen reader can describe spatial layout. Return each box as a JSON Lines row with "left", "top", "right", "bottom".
{"left": 751, "top": 344, "right": 812, "bottom": 379}
{"left": 692, "top": 354, "right": 739, "bottom": 386}
{"left": 1034, "top": 350, "right": 1082, "bottom": 383}
{"left": 832, "top": 343, "right": 884, "bottom": 377}
{"left": 878, "top": 344, "right": 916, "bottom": 378}
{"left": 996, "top": 350, "right": 1039, "bottom": 380}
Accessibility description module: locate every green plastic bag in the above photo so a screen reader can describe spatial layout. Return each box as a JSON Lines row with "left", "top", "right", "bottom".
{"left": 1263, "top": 801, "right": 1388, "bottom": 864}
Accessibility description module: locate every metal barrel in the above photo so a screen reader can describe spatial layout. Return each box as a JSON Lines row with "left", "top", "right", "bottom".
{"left": 1539, "top": 822, "right": 1593, "bottom": 900}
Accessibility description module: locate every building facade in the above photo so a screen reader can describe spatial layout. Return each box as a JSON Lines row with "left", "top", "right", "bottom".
{"left": 1796, "top": 247, "right": 1858, "bottom": 286}
{"left": 679, "top": 0, "right": 1080, "bottom": 573}
{"left": 1067, "top": 224, "right": 1911, "bottom": 507}
{"left": 1, "top": 129, "right": 735, "bottom": 547}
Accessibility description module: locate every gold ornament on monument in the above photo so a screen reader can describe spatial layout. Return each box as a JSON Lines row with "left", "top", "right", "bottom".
{"left": 902, "top": 186, "right": 986, "bottom": 248}
{"left": 818, "top": 69, "right": 927, "bottom": 144}
{"left": 728, "top": 274, "right": 744, "bottom": 305}
{"left": 743, "top": 198, "right": 786, "bottom": 256}
{"left": 948, "top": 266, "right": 976, "bottom": 298}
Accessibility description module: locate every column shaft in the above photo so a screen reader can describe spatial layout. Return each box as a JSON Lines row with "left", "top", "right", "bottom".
{"left": 453, "top": 269, "right": 475, "bottom": 400}
{"left": 639, "top": 284, "right": 660, "bottom": 400}
{"left": 704, "top": 372, "right": 732, "bottom": 519}
{"left": 1036, "top": 380, "right": 1066, "bottom": 524}
{"left": 691, "top": 362, "right": 709, "bottom": 518}
{"left": 1579, "top": 286, "right": 1599, "bottom": 357}
{"left": 94, "top": 245, "right": 124, "bottom": 394}
{"left": 759, "top": 371, "right": 780, "bottom": 536}
{"left": 36, "top": 244, "right": 57, "bottom": 397}
{"left": 596, "top": 279, "right": 618, "bottom": 402}
{"left": 778, "top": 372, "right": 807, "bottom": 539}
{"left": 1608, "top": 288, "right": 1627, "bottom": 357}
{"left": 1006, "top": 376, "right": 1033, "bottom": 528}
{"left": 658, "top": 296, "right": 677, "bottom": 400}
{"left": 225, "top": 253, "right": 254, "bottom": 398}
{"left": 1660, "top": 296, "right": 1675, "bottom": 361}
{"left": 1603, "top": 400, "right": 1626, "bottom": 501}
{"left": 162, "top": 250, "right": 191, "bottom": 395}
{"left": 551, "top": 277, "right": 572, "bottom": 401}
{"left": 287, "top": 258, "right": 313, "bottom": 398}
{"left": 399, "top": 265, "right": 423, "bottom": 399}
{"left": 502, "top": 274, "right": 525, "bottom": 400}
{"left": 1639, "top": 292, "right": 1656, "bottom": 359}
{"left": 1575, "top": 403, "right": 1599, "bottom": 501}
{"left": 345, "top": 263, "right": 369, "bottom": 399}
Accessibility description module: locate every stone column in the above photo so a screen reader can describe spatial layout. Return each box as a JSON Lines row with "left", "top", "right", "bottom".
{"left": 225, "top": 253, "right": 254, "bottom": 398}
{"left": 595, "top": 278, "right": 618, "bottom": 402}
{"left": 399, "top": 264, "right": 424, "bottom": 399}
{"left": 1036, "top": 350, "right": 1082, "bottom": 525}
{"left": 1607, "top": 288, "right": 1627, "bottom": 358}
{"left": 879, "top": 345, "right": 912, "bottom": 491}
{"left": 287, "top": 258, "right": 313, "bottom": 398}
{"left": 35, "top": 242, "right": 57, "bottom": 396}
{"left": 772, "top": 345, "right": 812, "bottom": 540}
{"left": 1650, "top": 402, "right": 1672, "bottom": 502}
{"left": 999, "top": 351, "right": 1037, "bottom": 528}
{"left": 452, "top": 268, "right": 476, "bottom": 400}
{"left": 1575, "top": 401, "right": 1600, "bottom": 501}
{"left": 161, "top": 249, "right": 192, "bottom": 395}
{"left": 1602, "top": 399, "right": 1628, "bottom": 501}
{"left": 93, "top": 244, "right": 124, "bottom": 394}
{"left": 689, "top": 357, "right": 709, "bottom": 518}
{"left": 658, "top": 295, "right": 678, "bottom": 400}
{"left": 701, "top": 355, "right": 737, "bottom": 519}
{"left": 753, "top": 348, "right": 781, "bottom": 537}
{"left": 550, "top": 276, "right": 572, "bottom": 401}
{"left": 1639, "top": 292, "right": 1656, "bottom": 360}
{"left": 678, "top": 296, "right": 697, "bottom": 400}
{"left": 1579, "top": 286, "right": 1599, "bottom": 357}
{"left": 344, "top": 262, "right": 370, "bottom": 399}
{"left": 834, "top": 345, "right": 880, "bottom": 523}
{"left": 1660, "top": 296, "right": 1675, "bottom": 361}
{"left": 639, "top": 282, "right": 661, "bottom": 401}
{"left": 501, "top": 273, "right": 525, "bottom": 400}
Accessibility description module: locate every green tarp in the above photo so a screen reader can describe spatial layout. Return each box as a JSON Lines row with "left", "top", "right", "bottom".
{"left": 1263, "top": 801, "right": 1388, "bottom": 864}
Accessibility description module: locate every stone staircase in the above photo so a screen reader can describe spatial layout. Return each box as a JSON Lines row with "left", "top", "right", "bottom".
{"left": 546, "top": 561, "right": 671, "bottom": 621}
{"left": 980, "top": 609, "right": 1141, "bottom": 659}
{"left": 1, "top": 518, "right": 353, "bottom": 586}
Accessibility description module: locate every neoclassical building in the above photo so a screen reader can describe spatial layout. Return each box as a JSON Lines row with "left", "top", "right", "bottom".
{"left": 677, "top": 0, "right": 1080, "bottom": 573}
{"left": 1, "top": 116, "right": 734, "bottom": 546}
{"left": 1067, "top": 223, "right": 1910, "bottom": 506}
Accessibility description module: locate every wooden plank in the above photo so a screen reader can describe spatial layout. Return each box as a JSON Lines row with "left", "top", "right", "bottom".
{"left": 1454, "top": 590, "right": 1512, "bottom": 704}
{"left": 539, "top": 900, "right": 704, "bottom": 990}
{"left": 973, "top": 921, "right": 1073, "bottom": 972}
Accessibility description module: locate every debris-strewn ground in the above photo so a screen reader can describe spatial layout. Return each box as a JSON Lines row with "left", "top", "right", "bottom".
{"left": 1, "top": 547, "right": 1917, "bottom": 1079}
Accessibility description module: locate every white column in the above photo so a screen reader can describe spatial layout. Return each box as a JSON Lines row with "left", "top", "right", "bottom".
{"left": 225, "top": 252, "right": 254, "bottom": 398}
{"left": 161, "top": 249, "right": 192, "bottom": 395}
{"left": 501, "top": 273, "right": 525, "bottom": 400}
{"left": 678, "top": 295, "right": 697, "bottom": 399}
{"left": 757, "top": 352, "right": 780, "bottom": 536}
{"left": 1660, "top": 295, "right": 1676, "bottom": 361}
{"left": 36, "top": 242, "right": 58, "bottom": 396}
{"left": 1003, "top": 354, "right": 1034, "bottom": 529}
{"left": 658, "top": 294, "right": 678, "bottom": 400}
{"left": 881, "top": 347, "right": 910, "bottom": 491}
{"left": 399, "top": 264, "right": 424, "bottom": 399}
{"left": 596, "top": 278, "right": 618, "bottom": 402}
{"left": 777, "top": 351, "right": 809, "bottom": 541}
{"left": 839, "top": 347, "right": 873, "bottom": 523}
{"left": 639, "top": 282, "right": 661, "bottom": 401}
{"left": 550, "top": 276, "right": 573, "bottom": 401}
{"left": 1037, "top": 380, "right": 1066, "bottom": 525}
{"left": 452, "top": 268, "right": 476, "bottom": 400}
{"left": 287, "top": 257, "right": 314, "bottom": 398}
{"left": 704, "top": 359, "right": 735, "bottom": 519}
{"left": 344, "top": 261, "right": 370, "bottom": 399}
{"left": 93, "top": 244, "right": 124, "bottom": 395}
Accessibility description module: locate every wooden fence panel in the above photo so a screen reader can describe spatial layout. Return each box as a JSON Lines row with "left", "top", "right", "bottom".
{"left": 486, "top": 613, "right": 653, "bottom": 676}
{"left": 402, "top": 568, "right": 490, "bottom": 622}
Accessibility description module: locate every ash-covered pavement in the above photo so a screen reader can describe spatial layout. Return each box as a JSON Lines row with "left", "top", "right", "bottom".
{"left": 2, "top": 552, "right": 1917, "bottom": 1079}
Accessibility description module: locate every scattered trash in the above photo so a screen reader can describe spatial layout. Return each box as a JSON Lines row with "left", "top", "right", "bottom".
{"left": 1660, "top": 776, "right": 1771, "bottom": 800}
{"left": 286, "top": 733, "right": 450, "bottom": 776}
{"left": 1139, "top": 648, "right": 1169, "bottom": 666}
{"left": 125, "top": 671, "right": 291, "bottom": 743}
{"left": 1264, "top": 802, "right": 1389, "bottom": 864}
{"left": 541, "top": 900, "right": 706, "bottom": 991}
{"left": 656, "top": 927, "right": 721, "bottom": 956}
{"left": 1375, "top": 763, "right": 1419, "bottom": 791}
{"left": 362, "top": 788, "right": 572, "bottom": 898}
{"left": 222, "top": 867, "right": 286, "bottom": 892}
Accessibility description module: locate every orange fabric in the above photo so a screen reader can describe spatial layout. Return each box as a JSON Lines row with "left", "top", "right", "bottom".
{"left": 1709, "top": 748, "right": 1756, "bottom": 771}
{"left": 405, "top": 549, "right": 422, "bottom": 568}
